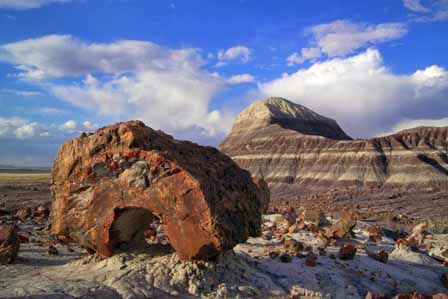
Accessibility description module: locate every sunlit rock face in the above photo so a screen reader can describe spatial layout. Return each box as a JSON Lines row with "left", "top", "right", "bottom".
{"left": 51, "top": 120, "right": 265, "bottom": 260}
{"left": 220, "top": 97, "right": 448, "bottom": 197}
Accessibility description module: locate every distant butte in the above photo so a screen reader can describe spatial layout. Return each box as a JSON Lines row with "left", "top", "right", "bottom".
{"left": 220, "top": 97, "right": 448, "bottom": 219}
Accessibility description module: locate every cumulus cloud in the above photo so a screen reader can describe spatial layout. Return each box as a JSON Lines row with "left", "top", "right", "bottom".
{"left": 261, "top": 48, "right": 448, "bottom": 137}
{"left": 59, "top": 120, "right": 77, "bottom": 132}
{"left": 287, "top": 48, "right": 321, "bottom": 66}
{"left": 227, "top": 73, "right": 255, "bottom": 84}
{"left": 0, "top": 117, "right": 97, "bottom": 140}
{"left": 0, "top": 35, "right": 204, "bottom": 80}
{"left": 0, "top": 0, "right": 69, "bottom": 9}
{"left": 0, "top": 35, "right": 236, "bottom": 139}
{"left": 216, "top": 46, "right": 251, "bottom": 67}
{"left": 380, "top": 117, "right": 448, "bottom": 136}
{"left": 287, "top": 20, "right": 407, "bottom": 64}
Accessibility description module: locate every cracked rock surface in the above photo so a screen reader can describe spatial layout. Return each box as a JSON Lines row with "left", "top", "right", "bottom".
{"left": 51, "top": 120, "right": 265, "bottom": 260}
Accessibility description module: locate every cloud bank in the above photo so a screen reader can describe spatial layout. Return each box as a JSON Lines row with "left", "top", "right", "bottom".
{"left": 0, "top": 35, "right": 235, "bottom": 140}
{"left": 261, "top": 49, "right": 448, "bottom": 137}
{"left": 287, "top": 20, "right": 407, "bottom": 65}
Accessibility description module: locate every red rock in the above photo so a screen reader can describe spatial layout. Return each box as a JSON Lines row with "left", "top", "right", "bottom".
{"left": 0, "top": 225, "right": 20, "bottom": 264}
{"left": 432, "top": 294, "right": 448, "bottom": 299}
{"left": 305, "top": 252, "right": 317, "bottom": 266}
{"left": 51, "top": 121, "right": 265, "bottom": 260}
{"left": 338, "top": 243, "right": 357, "bottom": 260}
{"left": 326, "top": 209, "right": 357, "bottom": 239}
{"left": 368, "top": 226, "right": 382, "bottom": 242}
{"left": 269, "top": 251, "right": 279, "bottom": 259}
{"left": 366, "top": 248, "right": 388, "bottom": 264}
{"left": 365, "top": 292, "right": 388, "bottom": 299}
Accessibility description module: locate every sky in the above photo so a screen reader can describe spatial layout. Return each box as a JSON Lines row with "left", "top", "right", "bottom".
{"left": 0, "top": 0, "right": 447, "bottom": 166}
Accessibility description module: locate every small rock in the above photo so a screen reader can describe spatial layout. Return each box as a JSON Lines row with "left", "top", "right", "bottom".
{"left": 441, "top": 273, "right": 448, "bottom": 289}
{"left": 366, "top": 248, "right": 388, "bottom": 264}
{"left": 302, "top": 209, "right": 329, "bottom": 227}
{"left": 34, "top": 205, "right": 50, "bottom": 218}
{"left": 48, "top": 245, "right": 59, "bottom": 255}
{"left": 279, "top": 253, "right": 292, "bottom": 263}
{"left": 305, "top": 252, "right": 317, "bottom": 267}
{"left": 16, "top": 207, "right": 32, "bottom": 221}
{"left": 284, "top": 238, "right": 304, "bottom": 253}
{"left": 365, "top": 291, "right": 388, "bottom": 299}
{"left": 0, "top": 224, "right": 20, "bottom": 264}
{"left": 262, "top": 231, "right": 273, "bottom": 240}
{"left": 269, "top": 251, "right": 279, "bottom": 259}
{"left": 338, "top": 243, "right": 357, "bottom": 260}
{"left": 326, "top": 209, "right": 357, "bottom": 239}
{"left": 368, "top": 226, "right": 382, "bottom": 242}
{"left": 318, "top": 247, "right": 327, "bottom": 256}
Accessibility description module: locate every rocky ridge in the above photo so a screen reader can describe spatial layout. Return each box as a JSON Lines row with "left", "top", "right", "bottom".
{"left": 220, "top": 97, "right": 448, "bottom": 203}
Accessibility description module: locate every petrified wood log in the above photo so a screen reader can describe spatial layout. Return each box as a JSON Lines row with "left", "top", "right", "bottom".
{"left": 51, "top": 121, "right": 263, "bottom": 260}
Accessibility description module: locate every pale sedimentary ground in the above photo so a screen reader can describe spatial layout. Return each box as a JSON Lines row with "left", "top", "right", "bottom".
{"left": 1, "top": 214, "right": 447, "bottom": 299}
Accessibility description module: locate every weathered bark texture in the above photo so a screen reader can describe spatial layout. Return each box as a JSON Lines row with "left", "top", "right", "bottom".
{"left": 51, "top": 121, "right": 264, "bottom": 260}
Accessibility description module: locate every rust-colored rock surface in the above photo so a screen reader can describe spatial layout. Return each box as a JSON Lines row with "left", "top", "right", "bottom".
{"left": 51, "top": 121, "right": 263, "bottom": 260}
{"left": 0, "top": 224, "right": 20, "bottom": 264}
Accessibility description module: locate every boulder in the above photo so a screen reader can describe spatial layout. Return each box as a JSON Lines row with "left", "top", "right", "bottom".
{"left": 326, "top": 209, "right": 357, "bottom": 239}
{"left": 0, "top": 225, "right": 20, "bottom": 264}
{"left": 51, "top": 121, "right": 264, "bottom": 260}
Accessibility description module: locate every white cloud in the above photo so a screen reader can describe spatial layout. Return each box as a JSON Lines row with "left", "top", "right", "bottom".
{"left": 260, "top": 48, "right": 448, "bottom": 137}
{"left": 0, "top": 35, "right": 234, "bottom": 139}
{"left": 60, "top": 120, "right": 77, "bottom": 132}
{"left": 1, "top": 88, "right": 42, "bottom": 96}
{"left": 0, "top": 35, "right": 204, "bottom": 80}
{"left": 39, "top": 107, "right": 63, "bottom": 115}
{"left": 289, "top": 20, "right": 407, "bottom": 64}
{"left": 15, "top": 122, "right": 38, "bottom": 139}
{"left": 0, "top": 0, "right": 69, "bottom": 9}
{"left": 287, "top": 47, "right": 321, "bottom": 66}
{"left": 403, "top": 0, "right": 431, "bottom": 13}
{"left": 380, "top": 117, "right": 448, "bottom": 136}
{"left": 227, "top": 73, "right": 255, "bottom": 84}
{"left": 82, "top": 121, "right": 98, "bottom": 130}
{"left": 403, "top": 0, "right": 448, "bottom": 22}
{"left": 0, "top": 117, "right": 98, "bottom": 140}
{"left": 216, "top": 46, "right": 251, "bottom": 66}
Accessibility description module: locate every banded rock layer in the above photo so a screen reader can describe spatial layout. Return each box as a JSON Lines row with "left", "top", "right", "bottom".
{"left": 220, "top": 97, "right": 448, "bottom": 199}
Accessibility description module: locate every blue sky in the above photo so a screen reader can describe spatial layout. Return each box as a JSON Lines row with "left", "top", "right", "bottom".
{"left": 0, "top": 0, "right": 447, "bottom": 166}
